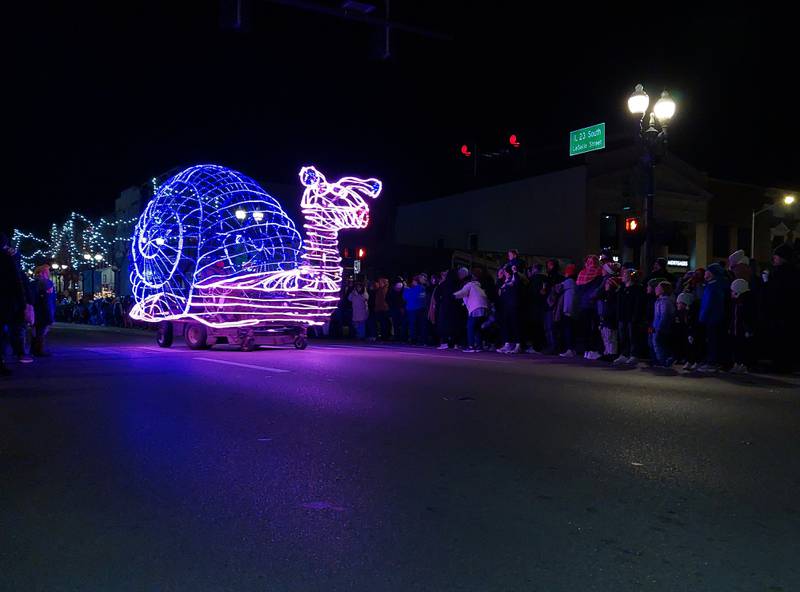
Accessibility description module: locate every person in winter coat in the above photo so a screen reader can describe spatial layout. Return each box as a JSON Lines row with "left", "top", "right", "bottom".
{"left": 557, "top": 263, "right": 578, "bottom": 358}
{"left": 645, "top": 257, "right": 675, "bottom": 286}
{"left": 729, "top": 278, "right": 756, "bottom": 374}
{"left": 31, "top": 265, "right": 57, "bottom": 357}
{"left": 348, "top": 282, "right": 369, "bottom": 339}
{"left": 597, "top": 275, "right": 620, "bottom": 361}
{"left": 371, "top": 278, "right": 390, "bottom": 341}
{"left": 698, "top": 262, "right": 729, "bottom": 372}
{"left": 436, "top": 269, "right": 464, "bottom": 350}
{"left": 542, "top": 259, "right": 564, "bottom": 354}
{"left": 453, "top": 272, "right": 490, "bottom": 352}
{"left": 496, "top": 266, "right": 522, "bottom": 353}
{"left": 1, "top": 234, "right": 29, "bottom": 376}
{"left": 615, "top": 267, "right": 646, "bottom": 364}
{"left": 575, "top": 255, "right": 604, "bottom": 360}
{"left": 763, "top": 242, "right": 800, "bottom": 372}
{"left": 387, "top": 279, "right": 406, "bottom": 341}
{"left": 403, "top": 275, "right": 429, "bottom": 345}
{"left": 652, "top": 281, "right": 676, "bottom": 366}
{"left": 674, "top": 292, "right": 702, "bottom": 370}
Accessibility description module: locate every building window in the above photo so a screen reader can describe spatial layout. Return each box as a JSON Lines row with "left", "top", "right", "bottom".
{"left": 600, "top": 214, "right": 618, "bottom": 252}
{"left": 468, "top": 233, "right": 479, "bottom": 251}
{"left": 712, "top": 224, "right": 730, "bottom": 258}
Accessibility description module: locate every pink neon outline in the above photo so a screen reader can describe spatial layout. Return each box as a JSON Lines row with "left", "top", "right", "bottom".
{"left": 129, "top": 166, "right": 381, "bottom": 328}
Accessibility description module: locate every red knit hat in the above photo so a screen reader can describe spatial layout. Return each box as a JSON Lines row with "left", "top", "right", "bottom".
{"left": 564, "top": 263, "right": 577, "bottom": 278}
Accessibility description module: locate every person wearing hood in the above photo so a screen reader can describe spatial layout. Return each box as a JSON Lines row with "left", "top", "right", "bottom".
{"left": 763, "top": 243, "right": 800, "bottom": 372}
{"left": 453, "top": 270, "right": 490, "bottom": 352}
{"left": 575, "top": 255, "right": 604, "bottom": 360}
{"left": 698, "top": 263, "right": 729, "bottom": 372}
{"left": 542, "top": 259, "right": 564, "bottom": 354}
{"left": 729, "top": 278, "right": 756, "bottom": 374}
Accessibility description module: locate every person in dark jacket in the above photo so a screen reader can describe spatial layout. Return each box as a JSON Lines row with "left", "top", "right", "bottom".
{"left": 496, "top": 266, "right": 522, "bottom": 353}
{"left": 645, "top": 257, "right": 675, "bottom": 286}
{"left": 435, "top": 269, "right": 463, "bottom": 350}
{"left": 541, "top": 259, "right": 564, "bottom": 354}
{"left": 387, "top": 278, "right": 406, "bottom": 342}
{"left": 525, "top": 264, "right": 547, "bottom": 353}
{"left": 698, "top": 263, "right": 729, "bottom": 372}
{"left": 1, "top": 234, "right": 29, "bottom": 376}
{"left": 597, "top": 275, "right": 620, "bottom": 361}
{"left": 729, "top": 278, "right": 756, "bottom": 374}
{"left": 674, "top": 292, "right": 701, "bottom": 370}
{"left": 31, "top": 265, "right": 57, "bottom": 357}
{"left": 763, "top": 243, "right": 800, "bottom": 372}
{"left": 615, "top": 267, "right": 646, "bottom": 364}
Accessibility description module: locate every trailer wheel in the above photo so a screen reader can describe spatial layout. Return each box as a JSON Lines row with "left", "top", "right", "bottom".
{"left": 294, "top": 336, "right": 307, "bottom": 350}
{"left": 185, "top": 323, "right": 209, "bottom": 350}
{"left": 240, "top": 336, "right": 257, "bottom": 352}
{"left": 156, "top": 322, "right": 173, "bottom": 348}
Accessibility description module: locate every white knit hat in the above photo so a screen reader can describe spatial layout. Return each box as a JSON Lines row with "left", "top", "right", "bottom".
{"left": 676, "top": 292, "right": 694, "bottom": 306}
{"left": 730, "top": 278, "right": 750, "bottom": 297}
{"left": 728, "top": 249, "right": 749, "bottom": 268}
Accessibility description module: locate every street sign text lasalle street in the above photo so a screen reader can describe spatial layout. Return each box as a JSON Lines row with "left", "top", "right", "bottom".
{"left": 569, "top": 122, "right": 606, "bottom": 156}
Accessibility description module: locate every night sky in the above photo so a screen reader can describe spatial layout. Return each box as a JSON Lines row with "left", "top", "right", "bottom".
{"left": 5, "top": 1, "right": 796, "bottom": 235}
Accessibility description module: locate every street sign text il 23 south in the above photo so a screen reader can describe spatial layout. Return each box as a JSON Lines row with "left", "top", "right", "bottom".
{"left": 569, "top": 123, "right": 605, "bottom": 156}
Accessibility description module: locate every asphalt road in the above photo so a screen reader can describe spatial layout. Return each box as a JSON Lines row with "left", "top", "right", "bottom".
{"left": 2, "top": 324, "right": 799, "bottom": 592}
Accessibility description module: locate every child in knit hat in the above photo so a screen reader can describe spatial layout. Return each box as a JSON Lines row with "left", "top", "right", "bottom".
{"left": 729, "top": 278, "right": 755, "bottom": 374}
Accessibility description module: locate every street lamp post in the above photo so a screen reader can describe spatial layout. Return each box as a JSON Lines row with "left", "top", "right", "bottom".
{"left": 751, "top": 194, "right": 797, "bottom": 260}
{"left": 627, "top": 84, "right": 676, "bottom": 269}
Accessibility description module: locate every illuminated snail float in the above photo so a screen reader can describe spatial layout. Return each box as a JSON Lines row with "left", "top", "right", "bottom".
{"left": 130, "top": 164, "right": 381, "bottom": 330}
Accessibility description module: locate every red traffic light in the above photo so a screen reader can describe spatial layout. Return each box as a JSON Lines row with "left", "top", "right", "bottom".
{"left": 509, "top": 134, "right": 520, "bottom": 148}
{"left": 460, "top": 144, "right": 472, "bottom": 157}
{"left": 357, "top": 247, "right": 366, "bottom": 259}
{"left": 625, "top": 217, "right": 640, "bottom": 232}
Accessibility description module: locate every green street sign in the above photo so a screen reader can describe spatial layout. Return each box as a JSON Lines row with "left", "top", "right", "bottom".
{"left": 569, "top": 122, "right": 606, "bottom": 156}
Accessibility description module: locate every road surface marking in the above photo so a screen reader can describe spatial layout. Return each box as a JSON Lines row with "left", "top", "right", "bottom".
{"left": 193, "top": 357, "right": 290, "bottom": 373}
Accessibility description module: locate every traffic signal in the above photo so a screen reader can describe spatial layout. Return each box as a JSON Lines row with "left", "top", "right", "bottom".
{"left": 356, "top": 247, "right": 366, "bottom": 260}
{"left": 624, "top": 216, "right": 644, "bottom": 247}
{"left": 625, "top": 217, "right": 640, "bottom": 233}
{"left": 460, "top": 144, "right": 472, "bottom": 158}
{"left": 509, "top": 134, "right": 520, "bottom": 148}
